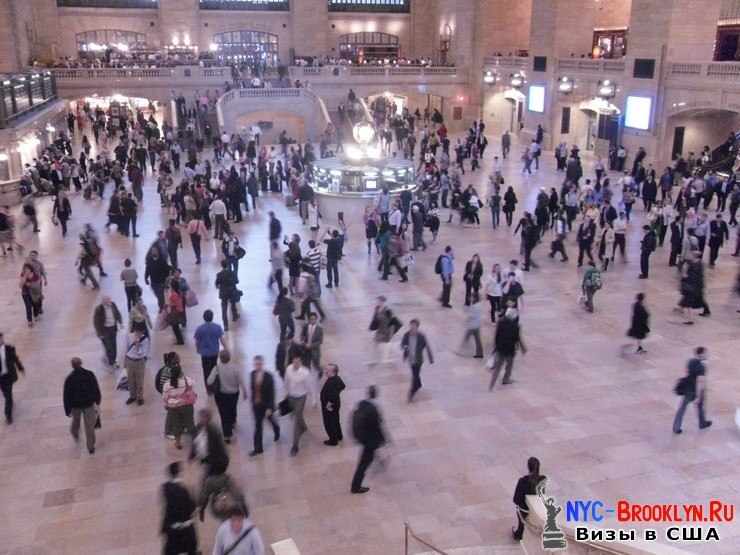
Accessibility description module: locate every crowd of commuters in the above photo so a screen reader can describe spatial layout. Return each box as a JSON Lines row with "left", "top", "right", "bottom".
{"left": 2, "top": 87, "right": 738, "bottom": 553}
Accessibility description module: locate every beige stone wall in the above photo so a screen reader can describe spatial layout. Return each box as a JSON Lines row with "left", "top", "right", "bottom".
{"left": 551, "top": 0, "right": 631, "bottom": 58}
{"left": 0, "top": 0, "right": 37, "bottom": 71}
{"left": 667, "top": 0, "right": 721, "bottom": 62}
{"left": 664, "top": 110, "right": 740, "bottom": 161}
{"left": 291, "top": 0, "right": 328, "bottom": 57}
{"left": 478, "top": 0, "right": 532, "bottom": 57}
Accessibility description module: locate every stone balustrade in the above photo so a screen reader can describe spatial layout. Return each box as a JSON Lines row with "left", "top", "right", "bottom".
{"left": 557, "top": 58, "right": 626, "bottom": 74}
{"left": 667, "top": 61, "right": 740, "bottom": 84}
{"left": 49, "top": 66, "right": 230, "bottom": 84}
{"left": 483, "top": 56, "right": 531, "bottom": 70}
{"left": 289, "top": 65, "right": 463, "bottom": 83}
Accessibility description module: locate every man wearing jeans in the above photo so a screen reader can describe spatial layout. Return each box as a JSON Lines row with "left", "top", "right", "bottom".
{"left": 194, "top": 310, "right": 226, "bottom": 389}
{"left": 63, "top": 358, "right": 101, "bottom": 454}
{"left": 400, "top": 320, "right": 434, "bottom": 403}
{"left": 489, "top": 309, "right": 526, "bottom": 390}
{"left": 673, "top": 347, "right": 712, "bottom": 434}
{"left": 439, "top": 246, "right": 454, "bottom": 308}
{"left": 93, "top": 296, "right": 122, "bottom": 368}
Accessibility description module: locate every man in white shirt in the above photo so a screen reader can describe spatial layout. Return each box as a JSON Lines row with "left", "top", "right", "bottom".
{"left": 285, "top": 354, "right": 311, "bottom": 456}
{"left": 210, "top": 196, "right": 227, "bottom": 240}
{"left": 124, "top": 329, "right": 150, "bottom": 406}
{"left": 388, "top": 204, "right": 404, "bottom": 235}
{"left": 507, "top": 259, "right": 524, "bottom": 285}
{"left": 212, "top": 507, "right": 265, "bottom": 555}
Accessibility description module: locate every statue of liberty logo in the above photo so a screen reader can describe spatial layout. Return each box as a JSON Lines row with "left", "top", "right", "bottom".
{"left": 537, "top": 482, "right": 567, "bottom": 551}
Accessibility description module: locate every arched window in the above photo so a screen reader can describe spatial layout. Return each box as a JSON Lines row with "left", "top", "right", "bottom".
{"left": 59, "top": 0, "right": 157, "bottom": 8}
{"left": 212, "top": 30, "right": 279, "bottom": 66}
{"left": 76, "top": 30, "right": 147, "bottom": 52}
{"left": 329, "top": 0, "right": 409, "bottom": 13}
{"left": 338, "top": 32, "right": 400, "bottom": 63}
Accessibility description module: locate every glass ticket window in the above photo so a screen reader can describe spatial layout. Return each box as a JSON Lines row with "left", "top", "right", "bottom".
{"left": 311, "top": 164, "right": 415, "bottom": 194}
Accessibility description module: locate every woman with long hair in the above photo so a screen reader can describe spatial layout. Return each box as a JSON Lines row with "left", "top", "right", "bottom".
{"left": 463, "top": 253, "right": 484, "bottom": 305}
{"left": 162, "top": 363, "right": 196, "bottom": 449}
{"left": 19, "top": 263, "right": 43, "bottom": 327}
{"left": 168, "top": 280, "right": 186, "bottom": 345}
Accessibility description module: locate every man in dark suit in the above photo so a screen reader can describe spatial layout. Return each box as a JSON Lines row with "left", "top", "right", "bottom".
{"left": 249, "top": 355, "right": 280, "bottom": 457}
{"left": 351, "top": 386, "right": 386, "bottom": 494}
{"left": 639, "top": 225, "right": 657, "bottom": 279}
{"left": 708, "top": 213, "right": 730, "bottom": 267}
{"left": 92, "top": 296, "right": 123, "bottom": 368}
{"left": 0, "top": 332, "right": 25, "bottom": 424}
{"left": 400, "top": 319, "right": 434, "bottom": 402}
{"left": 300, "top": 312, "right": 324, "bottom": 373}
{"left": 320, "top": 363, "right": 346, "bottom": 446}
{"left": 160, "top": 462, "right": 198, "bottom": 555}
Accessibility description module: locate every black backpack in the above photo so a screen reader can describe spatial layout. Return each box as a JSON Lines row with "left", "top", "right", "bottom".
{"left": 434, "top": 255, "right": 444, "bottom": 274}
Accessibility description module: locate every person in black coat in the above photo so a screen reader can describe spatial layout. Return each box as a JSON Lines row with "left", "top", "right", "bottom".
{"left": 708, "top": 213, "right": 730, "bottom": 267}
{"left": 161, "top": 462, "right": 198, "bottom": 555}
{"left": 639, "top": 225, "right": 657, "bottom": 279}
{"left": 0, "top": 333, "right": 25, "bottom": 424}
{"left": 642, "top": 176, "right": 657, "bottom": 213}
{"left": 400, "top": 320, "right": 434, "bottom": 402}
{"left": 320, "top": 363, "right": 346, "bottom": 446}
{"left": 190, "top": 408, "right": 229, "bottom": 478}
{"left": 350, "top": 386, "right": 386, "bottom": 494}
{"left": 249, "top": 356, "right": 280, "bottom": 457}
{"left": 512, "top": 457, "right": 546, "bottom": 541}
{"left": 463, "top": 254, "right": 484, "bottom": 303}
{"left": 63, "top": 357, "right": 101, "bottom": 454}
{"left": 626, "top": 293, "right": 650, "bottom": 354}
{"left": 669, "top": 219, "right": 683, "bottom": 267}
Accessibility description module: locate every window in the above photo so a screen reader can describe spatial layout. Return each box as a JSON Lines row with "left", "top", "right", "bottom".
{"left": 329, "top": 0, "right": 409, "bottom": 13}
{"left": 592, "top": 28, "right": 627, "bottom": 59}
{"left": 57, "top": 0, "right": 157, "bottom": 8}
{"left": 199, "top": 0, "right": 289, "bottom": 10}
{"left": 76, "top": 30, "right": 147, "bottom": 52}
{"left": 339, "top": 32, "right": 400, "bottom": 63}
{"left": 212, "top": 30, "right": 280, "bottom": 66}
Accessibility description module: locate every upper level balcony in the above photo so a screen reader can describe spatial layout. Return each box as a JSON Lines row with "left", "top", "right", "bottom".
{"left": 665, "top": 61, "right": 740, "bottom": 85}
{"left": 50, "top": 66, "right": 231, "bottom": 89}
{"left": 288, "top": 64, "right": 465, "bottom": 85}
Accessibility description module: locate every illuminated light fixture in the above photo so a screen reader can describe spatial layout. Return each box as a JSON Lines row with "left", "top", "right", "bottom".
{"left": 172, "top": 34, "right": 180, "bottom": 46}
{"left": 45, "top": 124, "right": 56, "bottom": 133}
{"left": 366, "top": 144, "right": 382, "bottom": 160}
{"left": 510, "top": 72, "right": 526, "bottom": 88}
{"left": 597, "top": 79, "right": 616, "bottom": 99}
{"left": 558, "top": 76, "right": 574, "bottom": 94}
{"left": 0, "top": 153, "right": 8, "bottom": 161}
{"left": 183, "top": 34, "right": 191, "bottom": 46}
{"left": 483, "top": 69, "right": 498, "bottom": 85}
{"left": 345, "top": 144, "right": 364, "bottom": 161}
{"left": 209, "top": 43, "right": 219, "bottom": 52}
{"left": 456, "top": 95, "right": 465, "bottom": 102}
{"left": 352, "top": 121, "right": 376, "bottom": 145}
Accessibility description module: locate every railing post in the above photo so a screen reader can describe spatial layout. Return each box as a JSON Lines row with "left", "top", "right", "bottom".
{"left": 404, "top": 523, "right": 409, "bottom": 555}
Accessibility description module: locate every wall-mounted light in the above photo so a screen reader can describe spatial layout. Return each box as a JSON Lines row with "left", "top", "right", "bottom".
{"left": 597, "top": 79, "right": 616, "bottom": 99}
{"left": 510, "top": 72, "right": 526, "bottom": 89}
{"left": 558, "top": 76, "right": 574, "bottom": 94}
{"left": 483, "top": 69, "right": 498, "bottom": 85}
{"left": 209, "top": 43, "right": 219, "bottom": 52}
{"left": 0, "top": 152, "right": 8, "bottom": 162}
{"left": 45, "top": 124, "right": 56, "bottom": 133}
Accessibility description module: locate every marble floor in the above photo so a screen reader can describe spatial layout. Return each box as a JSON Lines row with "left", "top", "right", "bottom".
{"left": 1, "top": 137, "right": 740, "bottom": 555}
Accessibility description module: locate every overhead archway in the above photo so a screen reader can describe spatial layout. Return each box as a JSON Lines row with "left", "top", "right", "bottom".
{"left": 212, "top": 30, "right": 279, "bottom": 66}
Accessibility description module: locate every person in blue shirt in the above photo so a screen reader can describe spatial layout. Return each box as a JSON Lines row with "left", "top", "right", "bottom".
{"left": 193, "top": 310, "right": 226, "bottom": 392}
{"left": 439, "top": 245, "right": 455, "bottom": 308}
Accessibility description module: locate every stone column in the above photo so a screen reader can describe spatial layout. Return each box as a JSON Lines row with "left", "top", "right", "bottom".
{"left": 291, "top": 0, "right": 328, "bottom": 60}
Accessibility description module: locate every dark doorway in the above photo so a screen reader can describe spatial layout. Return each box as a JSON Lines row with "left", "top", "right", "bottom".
{"left": 561, "top": 107, "right": 571, "bottom": 135}
{"left": 715, "top": 25, "right": 740, "bottom": 61}
{"left": 672, "top": 126, "right": 685, "bottom": 160}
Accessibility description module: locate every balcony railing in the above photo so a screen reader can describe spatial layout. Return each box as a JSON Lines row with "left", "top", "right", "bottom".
{"left": 483, "top": 56, "right": 530, "bottom": 70}
{"left": 0, "top": 72, "right": 58, "bottom": 129}
{"left": 50, "top": 66, "right": 230, "bottom": 84}
{"left": 557, "top": 58, "right": 626, "bottom": 73}
{"left": 667, "top": 61, "right": 740, "bottom": 82}
{"left": 289, "top": 65, "right": 459, "bottom": 81}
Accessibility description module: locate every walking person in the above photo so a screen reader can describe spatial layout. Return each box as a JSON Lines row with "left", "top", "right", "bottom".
{"left": 400, "top": 320, "right": 434, "bottom": 402}
{"left": 483, "top": 264, "right": 504, "bottom": 323}
{"left": 120, "top": 258, "right": 140, "bottom": 312}
{"left": 145, "top": 247, "right": 171, "bottom": 311}
{"left": 0, "top": 332, "right": 25, "bottom": 424}
{"left": 160, "top": 462, "right": 199, "bottom": 555}
{"left": 285, "top": 353, "right": 311, "bottom": 456}
{"left": 581, "top": 261, "right": 602, "bottom": 313}
{"left": 52, "top": 190, "right": 72, "bottom": 237}
{"left": 187, "top": 216, "right": 208, "bottom": 265}
{"left": 320, "top": 363, "right": 345, "bottom": 445}
{"left": 215, "top": 259, "right": 240, "bottom": 331}
{"left": 300, "top": 312, "right": 324, "bottom": 373}
{"left": 162, "top": 365, "right": 197, "bottom": 450}
{"left": 19, "top": 262, "right": 43, "bottom": 327}
{"left": 457, "top": 296, "right": 484, "bottom": 359}
{"left": 576, "top": 217, "right": 596, "bottom": 267}
{"left": 350, "top": 385, "right": 386, "bottom": 494}
{"left": 93, "top": 296, "right": 123, "bottom": 368}
{"left": 63, "top": 357, "right": 101, "bottom": 454}
{"left": 673, "top": 347, "right": 712, "bottom": 434}
{"left": 368, "top": 296, "right": 402, "bottom": 366}
{"left": 248, "top": 355, "right": 280, "bottom": 456}
{"left": 626, "top": 293, "right": 650, "bottom": 354}
{"left": 167, "top": 281, "right": 186, "bottom": 345}
{"left": 323, "top": 228, "right": 342, "bottom": 288}
{"left": 463, "top": 254, "right": 484, "bottom": 305}
{"left": 437, "top": 246, "right": 454, "bottom": 308}
{"left": 489, "top": 308, "right": 526, "bottom": 390}
{"left": 194, "top": 309, "right": 226, "bottom": 391}
{"left": 512, "top": 457, "right": 546, "bottom": 541}
{"left": 207, "top": 350, "right": 247, "bottom": 444}
{"left": 273, "top": 288, "right": 295, "bottom": 340}
{"left": 124, "top": 328, "right": 150, "bottom": 406}
{"left": 708, "top": 213, "right": 729, "bottom": 267}
{"left": 212, "top": 506, "right": 265, "bottom": 555}
{"left": 638, "top": 225, "right": 657, "bottom": 279}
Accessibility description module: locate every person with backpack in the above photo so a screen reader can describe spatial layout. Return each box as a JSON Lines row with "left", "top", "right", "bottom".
{"left": 638, "top": 225, "right": 657, "bottom": 279}
{"left": 351, "top": 385, "right": 386, "bottom": 494}
{"left": 581, "top": 260, "right": 602, "bottom": 313}
{"left": 436, "top": 245, "right": 455, "bottom": 308}
{"left": 673, "top": 346, "right": 712, "bottom": 434}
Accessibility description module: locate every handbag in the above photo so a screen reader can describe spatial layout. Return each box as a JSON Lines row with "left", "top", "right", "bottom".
{"left": 223, "top": 525, "right": 255, "bottom": 555}
{"left": 235, "top": 246, "right": 246, "bottom": 260}
{"left": 278, "top": 398, "right": 293, "bottom": 416}
{"left": 179, "top": 382, "right": 198, "bottom": 406}
{"left": 185, "top": 289, "right": 199, "bottom": 307}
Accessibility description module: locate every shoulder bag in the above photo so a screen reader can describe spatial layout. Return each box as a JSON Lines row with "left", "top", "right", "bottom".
{"left": 223, "top": 525, "right": 255, "bottom": 555}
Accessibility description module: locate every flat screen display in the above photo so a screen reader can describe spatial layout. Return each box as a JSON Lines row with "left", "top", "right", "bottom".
{"left": 528, "top": 85, "right": 545, "bottom": 113}
{"left": 625, "top": 96, "right": 652, "bottom": 130}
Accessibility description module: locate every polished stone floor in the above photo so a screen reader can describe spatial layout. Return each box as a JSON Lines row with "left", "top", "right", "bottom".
{"left": 1, "top": 137, "right": 740, "bottom": 555}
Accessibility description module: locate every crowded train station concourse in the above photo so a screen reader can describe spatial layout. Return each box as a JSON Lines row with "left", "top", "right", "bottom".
{"left": 1, "top": 0, "right": 740, "bottom": 554}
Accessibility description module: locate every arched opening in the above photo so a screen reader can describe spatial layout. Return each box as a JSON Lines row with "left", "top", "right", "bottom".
{"left": 576, "top": 98, "right": 620, "bottom": 152}
{"left": 504, "top": 89, "right": 526, "bottom": 133}
{"left": 212, "top": 30, "right": 279, "bottom": 67}
{"left": 664, "top": 108, "right": 740, "bottom": 173}
{"left": 338, "top": 32, "right": 400, "bottom": 64}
